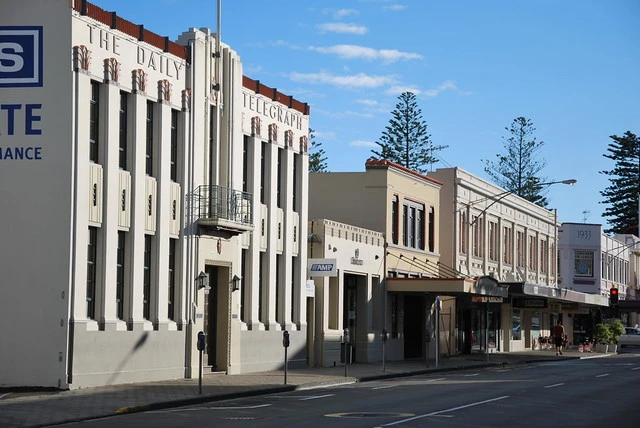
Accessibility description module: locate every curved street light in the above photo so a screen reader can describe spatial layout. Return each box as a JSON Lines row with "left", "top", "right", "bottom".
{"left": 469, "top": 179, "right": 577, "bottom": 226}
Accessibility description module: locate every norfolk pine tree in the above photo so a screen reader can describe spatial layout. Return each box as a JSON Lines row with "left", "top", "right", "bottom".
{"left": 308, "top": 128, "right": 328, "bottom": 172}
{"left": 371, "top": 92, "right": 446, "bottom": 174}
{"left": 600, "top": 131, "right": 640, "bottom": 235}
{"left": 482, "top": 117, "right": 549, "bottom": 207}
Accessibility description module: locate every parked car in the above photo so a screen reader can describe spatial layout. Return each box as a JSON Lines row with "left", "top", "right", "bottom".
{"left": 618, "top": 327, "right": 640, "bottom": 347}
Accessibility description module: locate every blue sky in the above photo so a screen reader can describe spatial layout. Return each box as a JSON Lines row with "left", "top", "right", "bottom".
{"left": 100, "top": 0, "right": 639, "bottom": 229}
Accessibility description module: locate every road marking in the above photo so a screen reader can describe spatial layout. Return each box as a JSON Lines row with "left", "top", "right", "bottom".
{"left": 151, "top": 404, "right": 272, "bottom": 413}
{"left": 299, "top": 394, "right": 334, "bottom": 401}
{"left": 378, "top": 395, "right": 509, "bottom": 426}
{"left": 631, "top": 367, "right": 640, "bottom": 371}
{"left": 596, "top": 373, "right": 610, "bottom": 378}
{"left": 0, "top": 393, "right": 13, "bottom": 399}
{"left": 373, "top": 385, "right": 398, "bottom": 390}
{"left": 464, "top": 373, "right": 479, "bottom": 377}
{"left": 544, "top": 383, "right": 565, "bottom": 389}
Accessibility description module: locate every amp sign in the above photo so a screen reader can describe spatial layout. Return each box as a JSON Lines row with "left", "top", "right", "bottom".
{"left": 0, "top": 26, "right": 43, "bottom": 87}
{"left": 308, "top": 258, "right": 337, "bottom": 277}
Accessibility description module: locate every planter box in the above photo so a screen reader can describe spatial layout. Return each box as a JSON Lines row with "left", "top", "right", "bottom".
{"left": 595, "top": 344, "right": 608, "bottom": 353}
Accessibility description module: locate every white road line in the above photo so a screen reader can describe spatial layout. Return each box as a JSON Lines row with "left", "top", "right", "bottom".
{"left": 596, "top": 373, "right": 610, "bottom": 378}
{"left": 299, "top": 394, "right": 334, "bottom": 401}
{"left": 544, "top": 383, "right": 565, "bottom": 389}
{"left": 379, "top": 395, "right": 509, "bottom": 426}
{"left": 464, "top": 373, "right": 479, "bottom": 377}
{"left": 0, "top": 393, "right": 13, "bottom": 399}
{"left": 631, "top": 367, "right": 640, "bottom": 371}
{"left": 373, "top": 385, "right": 398, "bottom": 390}
{"left": 424, "top": 377, "right": 446, "bottom": 382}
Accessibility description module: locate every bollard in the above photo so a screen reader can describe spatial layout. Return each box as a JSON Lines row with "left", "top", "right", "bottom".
{"left": 381, "top": 328, "right": 388, "bottom": 372}
{"left": 197, "top": 331, "right": 206, "bottom": 395}
{"left": 283, "top": 330, "right": 290, "bottom": 384}
{"left": 343, "top": 328, "right": 350, "bottom": 377}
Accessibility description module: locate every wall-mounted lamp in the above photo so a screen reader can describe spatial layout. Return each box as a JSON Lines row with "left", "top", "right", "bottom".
{"left": 375, "top": 255, "right": 380, "bottom": 260}
{"left": 232, "top": 274, "right": 241, "bottom": 292}
{"left": 196, "top": 271, "right": 209, "bottom": 290}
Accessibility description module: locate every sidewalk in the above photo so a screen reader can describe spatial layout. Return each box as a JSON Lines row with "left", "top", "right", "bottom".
{"left": 0, "top": 350, "right": 612, "bottom": 428}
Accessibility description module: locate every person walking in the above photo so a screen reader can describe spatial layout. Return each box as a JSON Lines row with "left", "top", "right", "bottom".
{"left": 553, "top": 321, "right": 566, "bottom": 355}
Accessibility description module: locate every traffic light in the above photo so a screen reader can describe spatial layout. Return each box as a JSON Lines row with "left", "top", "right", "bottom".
{"left": 610, "top": 288, "right": 619, "bottom": 305}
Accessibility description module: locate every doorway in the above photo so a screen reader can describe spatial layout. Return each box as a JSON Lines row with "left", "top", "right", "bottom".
{"left": 343, "top": 275, "right": 357, "bottom": 363}
{"left": 204, "top": 265, "right": 219, "bottom": 370}
{"left": 404, "top": 295, "right": 425, "bottom": 359}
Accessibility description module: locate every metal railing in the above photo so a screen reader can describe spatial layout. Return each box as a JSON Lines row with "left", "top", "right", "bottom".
{"left": 190, "top": 185, "right": 253, "bottom": 227}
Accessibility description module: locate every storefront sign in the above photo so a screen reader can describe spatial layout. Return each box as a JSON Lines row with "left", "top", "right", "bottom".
{"left": 512, "top": 298, "right": 547, "bottom": 308}
{"left": 308, "top": 258, "right": 337, "bottom": 277}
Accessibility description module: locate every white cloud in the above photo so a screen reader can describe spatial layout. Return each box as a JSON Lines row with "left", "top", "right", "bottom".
{"left": 288, "top": 71, "right": 397, "bottom": 88}
{"left": 383, "top": 5, "right": 407, "bottom": 11}
{"left": 309, "top": 44, "right": 422, "bottom": 63}
{"left": 355, "top": 99, "right": 381, "bottom": 106}
{"left": 316, "top": 23, "right": 368, "bottom": 35}
{"left": 384, "top": 85, "right": 422, "bottom": 96}
{"left": 424, "top": 80, "right": 458, "bottom": 97}
{"left": 350, "top": 140, "right": 378, "bottom": 148}
{"left": 334, "top": 9, "right": 358, "bottom": 19}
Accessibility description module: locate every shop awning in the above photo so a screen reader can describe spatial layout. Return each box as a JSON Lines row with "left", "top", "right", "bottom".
{"left": 386, "top": 276, "right": 509, "bottom": 298}
{"left": 506, "top": 282, "right": 609, "bottom": 307}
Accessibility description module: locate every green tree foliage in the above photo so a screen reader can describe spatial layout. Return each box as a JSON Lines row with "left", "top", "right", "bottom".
{"left": 482, "top": 117, "right": 548, "bottom": 207}
{"left": 308, "top": 128, "right": 328, "bottom": 172}
{"left": 600, "top": 131, "right": 640, "bottom": 235}
{"left": 371, "top": 92, "right": 446, "bottom": 174}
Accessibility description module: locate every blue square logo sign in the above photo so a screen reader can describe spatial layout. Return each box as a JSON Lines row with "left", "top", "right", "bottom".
{"left": 0, "top": 26, "right": 43, "bottom": 87}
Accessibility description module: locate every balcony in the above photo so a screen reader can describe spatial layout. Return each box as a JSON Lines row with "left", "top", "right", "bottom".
{"left": 190, "top": 185, "right": 254, "bottom": 235}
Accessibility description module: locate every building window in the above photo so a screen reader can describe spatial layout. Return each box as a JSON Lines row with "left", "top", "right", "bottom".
{"left": 472, "top": 216, "right": 484, "bottom": 258}
{"left": 427, "top": 206, "right": 434, "bottom": 252}
{"left": 241, "top": 249, "right": 247, "bottom": 323}
{"left": 403, "top": 201, "right": 425, "bottom": 250}
{"left": 512, "top": 309, "right": 522, "bottom": 341}
{"left": 516, "top": 231, "right": 525, "bottom": 268}
{"left": 89, "top": 81, "right": 99, "bottom": 163}
{"left": 293, "top": 154, "right": 299, "bottom": 212}
{"left": 242, "top": 135, "right": 249, "bottom": 193}
{"left": 502, "top": 226, "right": 513, "bottom": 265}
{"left": 392, "top": 195, "right": 399, "bottom": 245}
{"left": 87, "top": 226, "right": 98, "bottom": 319}
{"left": 540, "top": 239, "right": 548, "bottom": 274}
{"left": 119, "top": 91, "right": 128, "bottom": 169}
{"left": 276, "top": 255, "right": 282, "bottom": 324}
{"left": 145, "top": 101, "right": 154, "bottom": 176}
{"left": 459, "top": 210, "right": 468, "bottom": 254}
{"left": 116, "top": 231, "right": 125, "bottom": 320}
{"left": 260, "top": 142, "right": 266, "bottom": 204}
{"left": 488, "top": 221, "right": 498, "bottom": 262}
{"left": 168, "top": 238, "right": 176, "bottom": 320}
{"left": 143, "top": 235, "right": 152, "bottom": 319}
{"left": 277, "top": 148, "right": 284, "bottom": 209}
{"left": 258, "top": 252, "right": 264, "bottom": 323}
{"left": 170, "top": 109, "right": 178, "bottom": 181}
{"left": 528, "top": 235, "right": 538, "bottom": 270}
{"left": 291, "top": 256, "right": 296, "bottom": 323}
{"left": 575, "top": 250, "right": 594, "bottom": 277}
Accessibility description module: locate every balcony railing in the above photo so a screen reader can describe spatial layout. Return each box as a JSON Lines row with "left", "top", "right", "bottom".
{"left": 190, "top": 185, "right": 253, "bottom": 233}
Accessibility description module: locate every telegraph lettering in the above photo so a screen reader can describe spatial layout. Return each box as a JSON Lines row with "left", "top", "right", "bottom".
{"left": 0, "top": 26, "right": 43, "bottom": 87}
{"left": 0, "top": 103, "right": 42, "bottom": 135}
{"left": 243, "top": 93, "right": 304, "bottom": 130}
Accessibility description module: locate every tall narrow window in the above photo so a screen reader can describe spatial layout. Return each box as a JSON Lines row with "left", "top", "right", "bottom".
{"left": 291, "top": 256, "right": 296, "bottom": 323}
{"left": 292, "top": 154, "right": 299, "bottom": 212}
{"left": 87, "top": 226, "right": 97, "bottom": 319}
{"left": 503, "top": 226, "right": 513, "bottom": 264}
{"left": 459, "top": 211, "right": 468, "bottom": 254}
{"left": 258, "top": 253, "right": 264, "bottom": 322}
{"left": 168, "top": 238, "right": 176, "bottom": 320}
{"left": 488, "top": 222, "right": 498, "bottom": 261}
{"left": 170, "top": 109, "right": 178, "bottom": 181}
{"left": 260, "top": 142, "right": 266, "bottom": 204}
{"left": 427, "top": 206, "right": 434, "bottom": 252}
{"left": 472, "top": 217, "right": 484, "bottom": 257}
{"left": 242, "top": 136, "right": 249, "bottom": 193}
{"left": 275, "top": 255, "right": 282, "bottom": 324}
{"left": 116, "top": 231, "right": 125, "bottom": 320}
{"left": 145, "top": 101, "right": 154, "bottom": 176}
{"left": 391, "top": 195, "right": 399, "bottom": 245}
{"left": 277, "top": 148, "right": 284, "bottom": 208}
{"left": 540, "top": 239, "right": 548, "bottom": 273}
{"left": 89, "top": 81, "right": 99, "bottom": 163}
{"left": 240, "top": 249, "right": 247, "bottom": 322}
{"left": 528, "top": 235, "right": 538, "bottom": 270}
{"left": 119, "top": 92, "right": 128, "bottom": 169}
{"left": 516, "top": 231, "right": 525, "bottom": 268}
{"left": 143, "top": 235, "right": 152, "bottom": 319}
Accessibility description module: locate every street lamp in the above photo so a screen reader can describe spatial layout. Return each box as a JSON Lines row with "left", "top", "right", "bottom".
{"left": 469, "top": 179, "right": 577, "bottom": 226}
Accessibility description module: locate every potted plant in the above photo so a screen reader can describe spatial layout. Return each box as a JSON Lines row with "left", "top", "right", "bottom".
{"left": 608, "top": 319, "right": 625, "bottom": 353}
{"left": 594, "top": 323, "right": 612, "bottom": 353}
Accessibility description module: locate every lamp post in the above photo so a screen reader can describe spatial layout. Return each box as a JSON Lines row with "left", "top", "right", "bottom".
{"left": 469, "top": 179, "right": 577, "bottom": 227}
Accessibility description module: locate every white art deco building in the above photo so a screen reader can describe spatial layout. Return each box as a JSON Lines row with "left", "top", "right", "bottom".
{"left": 0, "top": 0, "right": 309, "bottom": 389}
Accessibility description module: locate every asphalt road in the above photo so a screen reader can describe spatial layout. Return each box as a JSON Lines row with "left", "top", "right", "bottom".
{"left": 57, "top": 353, "right": 640, "bottom": 428}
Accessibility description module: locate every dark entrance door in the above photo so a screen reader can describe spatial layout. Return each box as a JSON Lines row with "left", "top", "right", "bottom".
{"left": 343, "top": 275, "right": 357, "bottom": 362}
{"left": 404, "top": 295, "right": 424, "bottom": 359}
{"left": 204, "top": 265, "right": 218, "bottom": 370}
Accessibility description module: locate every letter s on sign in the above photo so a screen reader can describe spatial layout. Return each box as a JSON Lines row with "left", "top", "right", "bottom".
{"left": 0, "top": 43, "right": 25, "bottom": 73}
